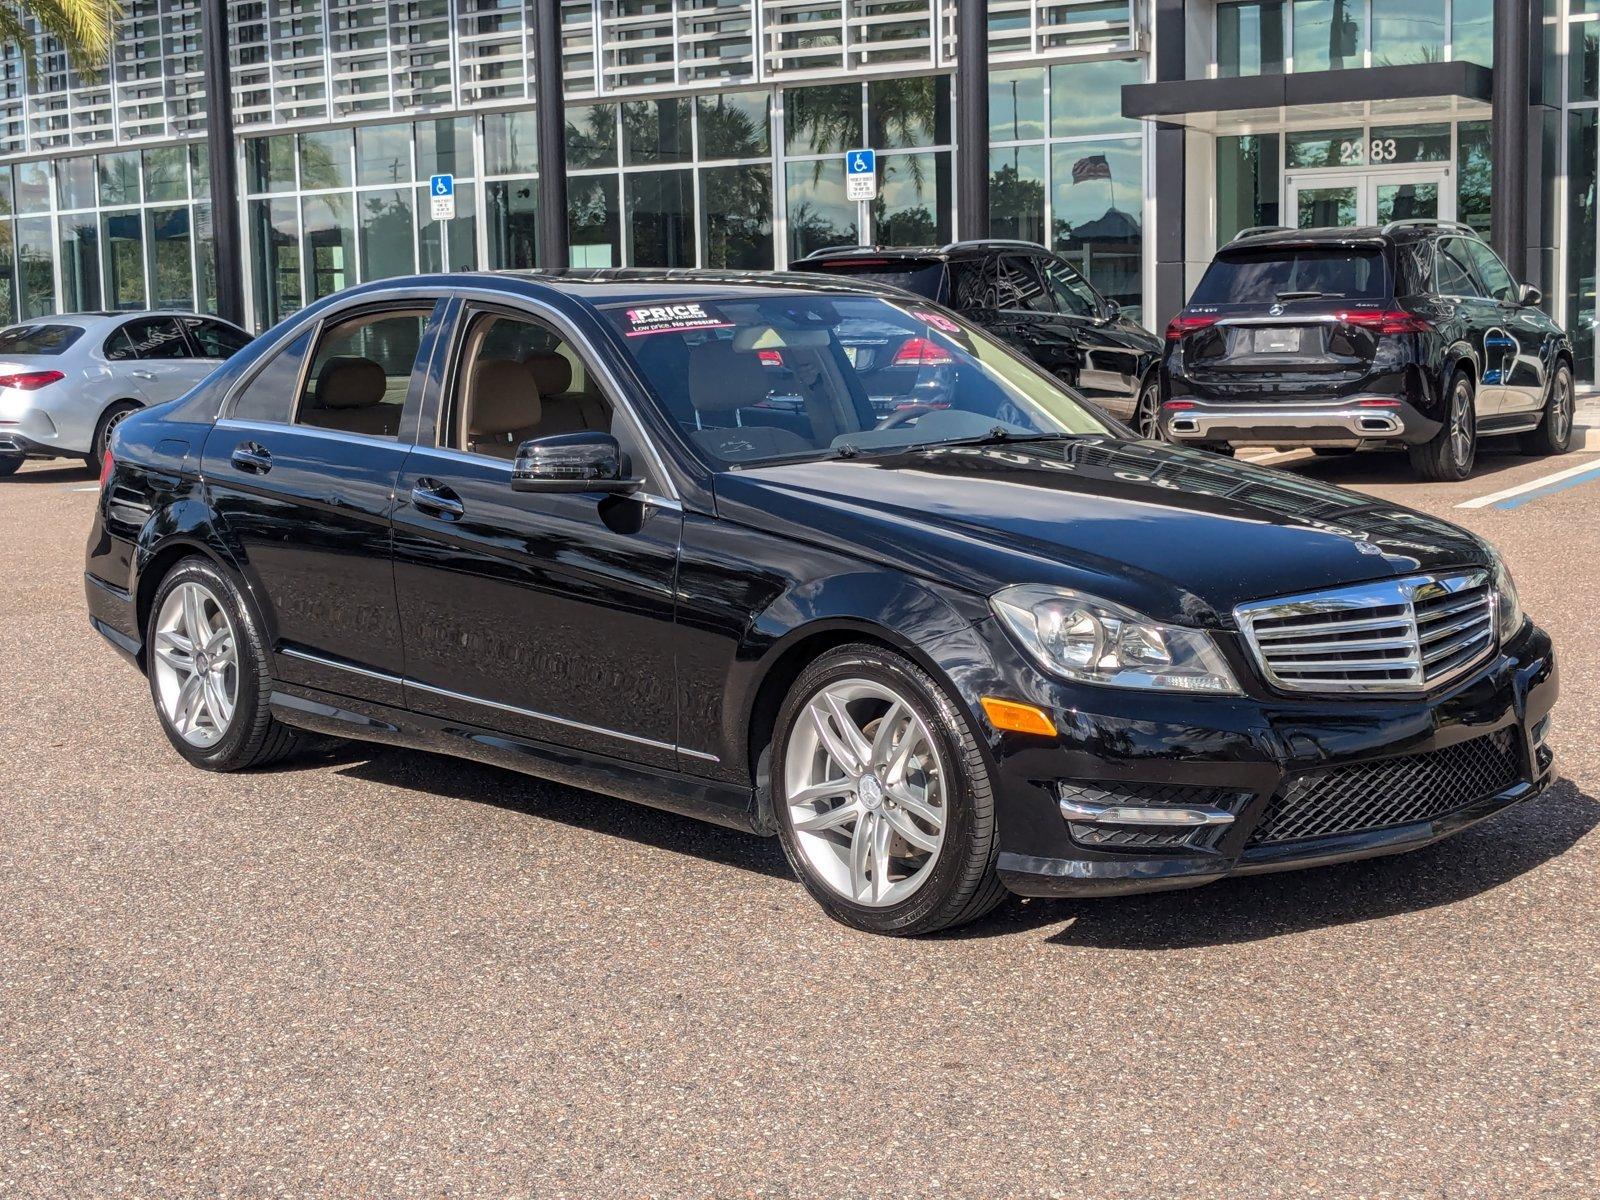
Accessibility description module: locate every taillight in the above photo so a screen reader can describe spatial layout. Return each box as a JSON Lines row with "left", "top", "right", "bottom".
{"left": 0, "top": 369, "right": 64, "bottom": 390}
{"left": 756, "top": 349, "right": 784, "bottom": 367}
{"left": 1337, "top": 310, "right": 1432, "bottom": 335}
{"left": 1165, "top": 314, "right": 1219, "bottom": 342}
{"left": 99, "top": 446, "right": 114, "bottom": 488}
{"left": 891, "top": 337, "right": 955, "bottom": 366}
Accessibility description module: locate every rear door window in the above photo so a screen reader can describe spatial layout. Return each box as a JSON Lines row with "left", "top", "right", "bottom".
{"left": 108, "top": 316, "right": 191, "bottom": 360}
{"left": 229, "top": 328, "right": 314, "bottom": 424}
{"left": 183, "top": 317, "right": 252, "bottom": 359}
{"left": 950, "top": 257, "right": 1053, "bottom": 312}
{"left": 1190, "top": 248, "right": 1389, "bottom": 304}
{"left": 0, "top": 324, "right": 84, "bottom": 355}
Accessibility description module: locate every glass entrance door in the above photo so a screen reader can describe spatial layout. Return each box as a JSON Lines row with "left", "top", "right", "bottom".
{"left": 1287, "top": 166, "right": 1453, "bottom": 228}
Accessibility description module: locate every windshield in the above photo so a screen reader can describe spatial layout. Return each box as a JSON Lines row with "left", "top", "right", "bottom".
{"left": 602, "top": 293, "right": 1112, "bottom": 467}
{"left": 1190, "top": 248, "right": 1390, "bottom": 305}
{"left": 0, "top": 324, "right": 85, "bottom": 355}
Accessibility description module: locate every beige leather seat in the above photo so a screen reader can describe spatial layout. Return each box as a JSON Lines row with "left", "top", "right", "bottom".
{"left": 306, "top": 357, "right": 398, "bottom": 438}
{"left": 522, "top": 350, "right": 610, "bottom": 437}
{"left": 465, "top": 358, "right": 543, "bottom": 458}
{"left": 686, "top": 340, "right": 813, "bottom": 461}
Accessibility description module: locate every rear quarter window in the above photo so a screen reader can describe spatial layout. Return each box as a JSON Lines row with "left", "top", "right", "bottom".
{"left": 0, "top": 324, "right": 85, "bottom": 355}
{"left": 1190, "top": 248, "right": 1390, "bottom": 304}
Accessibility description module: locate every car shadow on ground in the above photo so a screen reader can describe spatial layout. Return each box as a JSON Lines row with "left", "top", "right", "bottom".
{"left": 8, "top": 462, "right": 96, "bottom": 485}
{"left": 961, "top": 778, "right": 1598, "bottom": 949}
{"left": 1269, "top": 446, "right": 1556, "bottom": 489}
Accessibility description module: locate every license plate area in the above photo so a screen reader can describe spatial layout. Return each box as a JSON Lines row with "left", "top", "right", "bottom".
{"left": 1233, "top": 326, "right": 1315, "bottom": 355}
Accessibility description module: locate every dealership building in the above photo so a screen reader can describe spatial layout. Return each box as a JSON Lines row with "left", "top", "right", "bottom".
{"left": 0, "top": 0, "right": 1592, "bottom": 375}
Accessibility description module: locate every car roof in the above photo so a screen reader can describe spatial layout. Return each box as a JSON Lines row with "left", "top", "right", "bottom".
{"left": 795, "top": 240, "right": 1050, "bottom": 264}
{"left": 1223, "top": 222, "right": 1482, "bottom": 252}
{"left": 3, "top": 310, "right": 236, "bottom": 331}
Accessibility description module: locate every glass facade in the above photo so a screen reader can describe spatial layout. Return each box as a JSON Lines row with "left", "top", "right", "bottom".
{"left": 1218, "top": 0, "right": 1494, "bottom": 73}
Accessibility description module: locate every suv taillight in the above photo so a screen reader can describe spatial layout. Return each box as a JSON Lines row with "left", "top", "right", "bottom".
{"left": 891, "top": 337, "right": 955, "bottom": 366}
{"left": 0, "top": 369, "right": 64, "bottom": 390}
{"left": 1164, "top": 314, "right": 1219, "bottom": 342}
{"left": 1337, "top": 310, "right": 1432, "bottom": 335}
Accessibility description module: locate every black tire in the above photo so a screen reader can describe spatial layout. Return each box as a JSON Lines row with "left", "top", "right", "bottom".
{"left": 1312, "top": 447, "right": 1356, "bottom": 457}
{"left": 1409, "top": 369, "right": 1477, "bottom": 481}
{"left": 87, "top": 400, "right": 140, "bottom": 476}
{"left": 1517, "top": 361, "right": 1575, "bottom": 457}
{"left": 145, "top": 556, "right": 303, "bottom": 772}
{"left": 1197, "top": 442, "right": 1236, "bottom": 458}
{"left": 0, "top": 455, "right": 20, "bottom": 478}
{"left": 1133, "top": 372, "right": 1163, "bottom": 440}
{"left": 771, "top": 643, "right": 1006, "bottom": 936}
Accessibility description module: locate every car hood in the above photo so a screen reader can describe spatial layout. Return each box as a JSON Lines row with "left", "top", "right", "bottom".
{"left": 714, "top": 437, "right": 1491, "bottom": 627}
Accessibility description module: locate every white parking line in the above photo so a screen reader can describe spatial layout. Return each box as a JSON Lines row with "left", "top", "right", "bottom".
{"left": 1457, "top": 458, "right": 1600, "bottom": 509}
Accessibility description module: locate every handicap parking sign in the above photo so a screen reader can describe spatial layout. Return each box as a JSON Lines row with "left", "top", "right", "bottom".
{"left": 429, "top": 174, "right": 455, "bottom": 220}
{"left": 845, "top": 149, "right": 877, "bottom": 201}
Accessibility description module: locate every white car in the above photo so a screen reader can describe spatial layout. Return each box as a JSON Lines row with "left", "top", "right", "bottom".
{"left": 0, "top": 311, "right": 252, "bottom": 476}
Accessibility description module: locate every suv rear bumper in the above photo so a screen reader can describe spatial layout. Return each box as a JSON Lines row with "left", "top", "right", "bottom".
{"left": 1160, "top": 397, "right": 1440, "bottom": 447}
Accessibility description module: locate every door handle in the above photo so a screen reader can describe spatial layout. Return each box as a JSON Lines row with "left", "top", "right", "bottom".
{"left": 130, "top": 369, "right": 156, "bottom": 380}
{"left": 411, "top": 479, "right": 465, "bottom": 520}
{"left": 231, "top": 442, "right": 272, "bottom": 474}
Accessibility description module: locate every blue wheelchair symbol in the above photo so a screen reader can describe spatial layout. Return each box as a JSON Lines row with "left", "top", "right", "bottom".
{"left": 846, "top": 150, "right": 875, "bottom": 176}
{"left": 430, "top": 174, "right": 454, "bottom": 197}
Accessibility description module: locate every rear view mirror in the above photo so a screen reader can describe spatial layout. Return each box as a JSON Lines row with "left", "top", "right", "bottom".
{"left": 511, "top": 431, "right": 641, "bottom": 494}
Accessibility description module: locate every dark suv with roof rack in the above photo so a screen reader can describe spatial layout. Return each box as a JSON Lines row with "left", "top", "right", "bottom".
{"left": 1161, "top": 221, "right": 1575, "bottom": 480}
{"left": 800, "top": 241, "right": 1164, "bottom": 434}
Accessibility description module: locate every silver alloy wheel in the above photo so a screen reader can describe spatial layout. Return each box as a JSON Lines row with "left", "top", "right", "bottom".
{"left": 151, "top": 581, "right": 239, "bottom": 748}
{"left": 1551, "top": 370, "right": 1574, "bottom": 444}
{"left": 1449, "top": 379, "right": 1473, "bottom": 468}
{"left": 783, "top": 678, "right": 947, "bottom": 907}
{"left": 99, "top": 405, "right": 135, "bottom": 460}
{"left": 1136, "top": 381, "right": 1161, "bottom": 439}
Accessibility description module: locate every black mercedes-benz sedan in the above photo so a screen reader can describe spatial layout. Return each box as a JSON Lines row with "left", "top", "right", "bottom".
{"left": 84, "top": 270, "right": 1559, "bottom": 936}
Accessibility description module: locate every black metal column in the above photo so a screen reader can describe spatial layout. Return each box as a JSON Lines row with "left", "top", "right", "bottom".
{"left": 1150, "top": 0, "right": 1187, "bottom": 328}
{"left": 534, "top": 0, "right": 569, "bottom": 268}
{"left": 199, "top": 0, "right": 244, "bottom": 326}
{"left": 1490, "top": 0, "right": 1528, "bottom": 273}
{"left": 955, "top": 0, "right": 990, "bottom": 241}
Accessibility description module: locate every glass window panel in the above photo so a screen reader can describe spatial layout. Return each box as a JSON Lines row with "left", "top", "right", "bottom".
{"left": 101, "top": 210, "right": 146, "bottom": 310}
{"left": 698, "top": 91, "right": 770, "bottom": 159}
{"left": 626, "top": 170, "right": 694, "bottom": 267}
{"left": 303, "top": 194, "right": 354, "bottom": 302}
{"left": 196, "top": 204, "right": 218, "bottom": 316}
{"left": 419, "top": 182, "right": 478, "bottom": 272}
{"left": 0, "top": 221, "right": 15, "bottom": 323}
{"left": 487, "top": 179, "right": 538, "bottom": 268}
{"left": 1572, "top": 24, "right": 1598, "bottom": 103}
{"left": 191, "top": 144, "right": 211, "bottom": 201}
{"left": 357, "top": 124, "right": 412, "bottom": 186}
{"left": 1051, "top": 138, "right": 1143, "bottom": 315}
{"left": 232, "top": 328, "right": 311, "bottom": 423}
{"left": 143, "top": 147, "right": 187, "bottom": 202}
{"left": 1374, "top": 181, "right": 1439, "bottom": 223}
{"left": 869, "top": 76, "right": 950, "bottom": 150}
{"left": 301, "top": 130, "right": 354, "bottom": 191}
{"left": 700, "top": 164, "right": 772, "bottom": 270}
{"left": 1297, "top": 186, "right": 1359, "bottom": 227}
{"left": 624, "top": 97, "right": 692, "bottom": 166}
{"left": 117, "top": 316, "right": 190, "bottom": 360}
{"left": 359, "top": 188, "right": 415, "bottom": 282}
{"left": 872, "top": 152, "right": 950, "bottom": 246}
{"left": 0, "top": 167, "right": 11, "bottom": 217}
{"left": 15, "top": 162, "right": 50, "bottom": 214}
{"left": 148, "top": 208, "right": 194, "bottom": 309}
{"left": 567, "top": 103, "right": 618, "bottom": 168}
{"left": 250, "top": 198, "right": 302, "bottom": 326}
{"left": 1457, "top": 121, "right": 1491, "bottom": 236}
{"left": 417, "top": 117, "right": 475, "bottom": 180}
{"left": 569, "top": 176, "right": 620, "bottom": 268}
{"left": 61, "top": 216, "right": 101, "bottom": 311}
{"left": 991, "top": 68, "right": 1045, "bottom": 143}
{"left": 989, "top": 146, "right": 1046, "bottom": 243}
{"left": 99, "top": 152, "right": 140, "bottom": 207}
{"left": 1451, "top": 0, "right": 1492, "bottom": 67}
{"left": 17, "top": 218, "right": 55, "bottom": 318}
{"left": 785, "top": 159, "right": 858, "bottom": 262}
{"left": 485, "top": 111, "right": 539, "bottom": 176}
{"left": 1368, "top": 123, "right": 1451, "bottom": 163}
{"left": 1050, "top": 59, "right": 1144, "bottom": 139}
{"left": 1286, "top": 128, "right": 1365, "bottom": 167}
{"left": 1217, "top": 2, "right": 1285, "bottom": 77}
{"left": 1291, "top": 0, "right": 1364, "bottom": 71}
{"left": 784, "top": 84, "right": 862, "bottom": 156}
{"left": 1369, "top": 0, "right": 1444, "bottom": 67}
{"left": 1216, "top": 134, "right": 1281, "bottom": 243}
{"left": 1567, "top": 111, "right": 1596, "bottom": 380}
{"left": 299, "top": 310, "right": 428, "bottom": 439}
{"left": 247, "top": 136, "right": 296, "bottom": 194}
{"left": 59, "top": 156, "right": 98, "bottom": 210}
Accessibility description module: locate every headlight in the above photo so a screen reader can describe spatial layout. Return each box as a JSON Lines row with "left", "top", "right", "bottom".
{"left": 990, "top": 584, "right": 1242, "bottom": 695}
{"left": 1491, "top": 556, "right": 1525, "bottom": 640}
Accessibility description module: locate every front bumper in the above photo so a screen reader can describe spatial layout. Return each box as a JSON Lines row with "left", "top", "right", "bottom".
{"left": 1160, "top": 396, "right": 1439, "bottom": 448}
{"left": 988, "top": 623, "right": 1559, "bottom": 898}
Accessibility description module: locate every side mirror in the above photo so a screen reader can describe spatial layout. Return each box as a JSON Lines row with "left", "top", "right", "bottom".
{"left": 1518, "top": 283, "right": 1542, "bottom": 308}
{"left": 1101, "top": 299, "right": 1121, "bottom": 323}
{"left": 511, "top": 431, "right": 641, "bottom": 494}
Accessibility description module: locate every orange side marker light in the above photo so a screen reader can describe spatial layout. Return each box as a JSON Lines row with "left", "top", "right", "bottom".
{"left": 980, "top": 697, "right": 1056, "bottom": 736}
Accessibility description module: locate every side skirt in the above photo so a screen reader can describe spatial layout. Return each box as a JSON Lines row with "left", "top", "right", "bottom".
{"left": 268, "top": 685, "right": 764, "bottom": 835}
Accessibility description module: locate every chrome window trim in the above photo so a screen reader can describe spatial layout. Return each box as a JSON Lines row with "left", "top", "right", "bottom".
{"left": 280, "top": 646, "right": 717, "bottom": 763}
{"left": 216, "top": 415, "right": 406, "bottom": 451}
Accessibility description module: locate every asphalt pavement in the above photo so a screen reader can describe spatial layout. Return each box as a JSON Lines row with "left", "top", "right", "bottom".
{"left": 2, "top": 444, "right": 1597, "bottom": 1198}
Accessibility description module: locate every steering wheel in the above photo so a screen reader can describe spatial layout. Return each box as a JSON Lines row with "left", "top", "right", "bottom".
{"left": 877, "top": 403, "right": 941, "bottom": 429}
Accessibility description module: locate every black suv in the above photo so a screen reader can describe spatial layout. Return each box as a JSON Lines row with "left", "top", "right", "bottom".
{"left": 1161, "top": 222, "right": 1575, "bottom": 480}
{"left": 800, "top": 241, "right": 1164, "bottom": 432}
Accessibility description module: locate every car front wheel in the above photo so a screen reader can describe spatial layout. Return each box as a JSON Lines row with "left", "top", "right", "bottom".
{"left": 771, "top": 643, "right": 1006, "bottom": 936}
{"left": 1410, "top": 369, "right": 1477, "bottom": 481}
{"left": 146, "top": 557, "right": 303, "bottom": 771}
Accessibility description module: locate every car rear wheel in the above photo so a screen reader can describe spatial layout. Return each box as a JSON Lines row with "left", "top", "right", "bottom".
{"left": 87, "top": 401, "right": 140, "bottom": 475}
{"left": 0, "top": 455, "right": 20, "bottom": 478}
{"left": 1410, "top": 370, "right": 1477, "bottom": 481}
{"left": 772, "top": 643, "right": 1006, "bottom": 936}
{"left": 1133, "top": 375, "right": 1162, "bottom": 440}
{"left": 1518, "top": 362, "right": 1575, "bottom": 457}
{"left": 146, "top": 557, "right": 303, "bottom": 771}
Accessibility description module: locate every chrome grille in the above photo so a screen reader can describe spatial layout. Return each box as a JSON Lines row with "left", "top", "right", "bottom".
{"left": 1235, "top": 571, "right": 1495, "bottom": 695}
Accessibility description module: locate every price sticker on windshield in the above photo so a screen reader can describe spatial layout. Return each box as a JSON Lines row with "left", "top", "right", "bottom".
{"left": 621, "top": 303, "right": 732, "bottom": 337}
{"left": 910, "top": 308, "right": 961, "bottom": 334}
